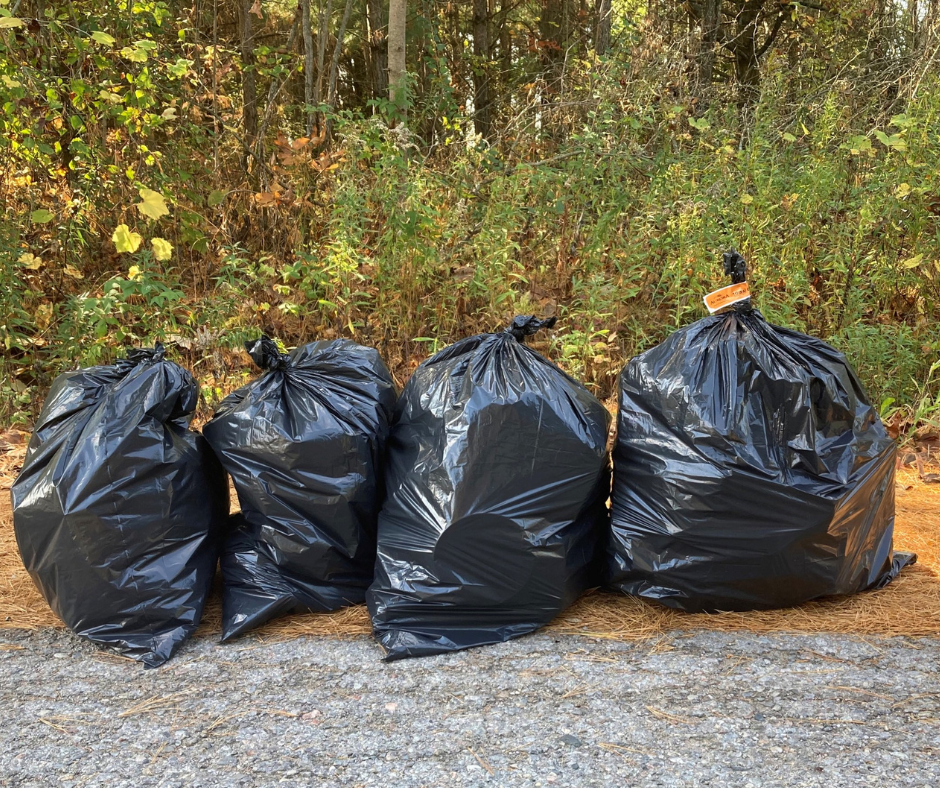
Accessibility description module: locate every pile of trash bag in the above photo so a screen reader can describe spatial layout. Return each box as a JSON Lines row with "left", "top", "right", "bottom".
{"left": 203, "top": 336, "right": 397, "bottom": 641}
{"left": 368, "top": 316, "right": 611, "bottom": 660}
{"left": 606, "top": 252, "right": 914, "bottom": 612}
{"left": 11, "top": 344, "right": 229, "bottom": 667}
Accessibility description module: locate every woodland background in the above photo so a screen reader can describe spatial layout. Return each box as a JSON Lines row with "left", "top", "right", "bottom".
{"left": 1, "top": 0, "right": 938, "bottom": 434}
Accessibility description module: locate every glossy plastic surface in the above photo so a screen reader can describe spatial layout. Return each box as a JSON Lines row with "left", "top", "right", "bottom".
{"left": 367, "top": 316, "right": 611, "bottom": 660}
{"left": 607, "top": 254, "right": 914, "bottom": 612}
{"left": 203, "top": 336, "right": 397, "bottom": 641}
{"left": 11, "top": 345, "right": 229, "bottom": 667}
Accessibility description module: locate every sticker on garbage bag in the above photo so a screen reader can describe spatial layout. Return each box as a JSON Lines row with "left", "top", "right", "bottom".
{"left": 703, "top": 281, "right": 750, "bottom": 313}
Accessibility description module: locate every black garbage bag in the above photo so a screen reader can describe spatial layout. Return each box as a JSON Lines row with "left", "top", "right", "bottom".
{"left": 607, "top": 252, "right": 915, "bottom": 613}
{"left": 202, "top": 336, "right": 397, "bottom": 641}
{"left": 367, "top": 316, "right": 611, "bottom": 660}
{"left": 11, "top": 344, "right": 229, "bottom": 667}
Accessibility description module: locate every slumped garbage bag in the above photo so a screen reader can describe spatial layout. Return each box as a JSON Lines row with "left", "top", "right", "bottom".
{"left": 367, "top": 316, "right": 611, "bottom": 660}
{"left": 203, "top": 336, "right": 396, "bottom": 641}
{"left": 607, "top": 252, "right": 914, "bottom": 613}
{"left": 11, "top": 344, "right": 229, "bottom": 667}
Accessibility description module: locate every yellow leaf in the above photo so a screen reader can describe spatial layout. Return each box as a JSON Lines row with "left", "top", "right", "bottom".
{"left": 895, "top": 183, "right": 911, "bottom": 198}
{"left": 34, "top": 303, "right": 52, "bottom": 330}
{"left": 18, "top": 253, "right": 42, "bottom": 270}
{"left": 112, "top": 223, "right": 143, "bottom": 253}
{"left": 0, "top": 17, "right": 25, "bottom": 29}
{"left": 150, "top": 237, "right": 173, "bottom": 261}
{"left": 63, "top": 264, "right": 84, "bottom": 280}
{"left": 901, "top": 254, "right": 924, "bottom": 269}
{"left": 135, "top": 188, "right": 170, "bottom": 220}
{"left": 91, "top": 31, "right": 116, "bottom": 46}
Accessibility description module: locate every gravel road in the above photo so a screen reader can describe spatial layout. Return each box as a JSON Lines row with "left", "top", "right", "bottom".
{"left": 1, "top": 628, "right": 938, "bottom": 788}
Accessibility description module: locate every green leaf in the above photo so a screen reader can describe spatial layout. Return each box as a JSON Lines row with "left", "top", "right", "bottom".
{"left": 0, "top": 17, "right": 25, "bottom": 29}
{"left": 30, "top": 209, "right": 54, "bottom": 224}
{"left": 120, "top": 45, "right": 148, "bottom": 63}
{"left": 841, "top": 135, "right": 871, "bottom": 155}
{"left": 112, "top": 224, "right": 143, "bottom": 253}
{"left": 874, "top": 130, "right": 906, "bottom": 150}
{"left": 150, "top": 237, "right": 173, "bottom": 261}
{"left": 207, "top": 190, "right": 227, "bottom": 207}
{"left": 879, "top": 397, "right": 896, "bottom": 418}
{"left": 135, "top": 188, "right": 170, "bottom": 220}
{"left": 167, "top": 58, "right": 193, "bottom": 78}
{"left": 781, "top": 132, "right": 796, "bottom": 142}
{"left": 890, "top": 113, "right": 914, "bottom": 129}
{"left": 901, "top": 254, "right": 924, "bottom": 269}
{"left": 91, "top": 31, "right": 116, "bottom": 46}
{"left": 98, "top": 89, "right": 124, "bottom": 105}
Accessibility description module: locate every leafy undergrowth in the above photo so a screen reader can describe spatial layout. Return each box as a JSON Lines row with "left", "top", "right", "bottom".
{"left": 1, "top": 3, "right": 938, "bottom": 431}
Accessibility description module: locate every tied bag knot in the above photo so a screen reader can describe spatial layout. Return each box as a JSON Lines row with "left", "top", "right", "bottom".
{"left": 114, "top": 342, "right": 166, "bottom": 374}
{"left": 246, "top": 335, "right": 291, "bottom": 371}
{"left": 505, "top": 315, "right": 557, "bottom": 342}
{"left": 722, "top": 250, "right": 753, "bottom": 313}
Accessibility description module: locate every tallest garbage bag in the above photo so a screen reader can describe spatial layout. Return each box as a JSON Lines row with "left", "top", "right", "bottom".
{"left": 607, "top": 252, "right": 914, "bottom": 612}
{"left": 368, "top": 316, "right": 611, "bottom": 660}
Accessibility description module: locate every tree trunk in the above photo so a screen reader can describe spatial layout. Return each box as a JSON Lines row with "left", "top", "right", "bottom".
{"left": 697, "top": 0, "right": 720, "bottom": 91}
{"left": 315, "top": 0, "right": 334, "bottom": 108}
{"left": 733, "top": 0, "right": 764, "bottom": 104}
{"left": 366, "top": 0, "right": 388, "bottom": 102}
{"left": 595, "top": 0, "right": 611, "bottom": 56}
{"left": 539, "top": 0, "right": 570, "bottom": 88}
{"left": 302, "top": 0, "right": 316, "bottom": 134}
{"left": 472, "top": 0, "right": 492, "bottom": 140}
{"left": 388, "top": 0, "right": 406, "bottom": 106}
{"left": 328, "top": 0, "right": 356, "bottom": 106}
{"left": 498, "top": 0, "right": 512, "bottom": 75}
{"left": 239, "top": 0, "right": 259, "bottom": 145}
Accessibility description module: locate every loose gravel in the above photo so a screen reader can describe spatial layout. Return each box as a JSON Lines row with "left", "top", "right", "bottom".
{"left": 1, "top": 628, "right": 938, "bottom": 787}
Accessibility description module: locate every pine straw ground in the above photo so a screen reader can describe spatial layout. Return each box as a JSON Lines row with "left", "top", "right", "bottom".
{"left": 1, "top": 437, "right": 938, "bottom": 645}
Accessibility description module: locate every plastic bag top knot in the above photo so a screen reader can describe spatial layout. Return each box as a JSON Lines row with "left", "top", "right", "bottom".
{"left": 245, "top": 335, "right": 291, "bottom": 371}
{"left": 721, "top": 250, "right": 752, "bottom": 312}
{"left": 722, "top": 250, "right": 748, "bottom": 284}
{"left": 505, "top": 315, "right": 557, "bottom": 342}
{"left": 114, "top": 342, "right": 166, "bottom": 374}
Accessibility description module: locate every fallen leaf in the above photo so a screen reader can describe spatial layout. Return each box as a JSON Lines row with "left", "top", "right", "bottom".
{"left": 18, "top": 253, "right": 43, "bottom": 270}
{"left": 34, "top": 302, "right": 53, "bottom": 329}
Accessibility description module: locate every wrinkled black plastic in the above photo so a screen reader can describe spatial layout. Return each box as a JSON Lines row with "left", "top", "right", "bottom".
{"left": 607, "top": 255, "right": 914, "bottom": 612}
{"left": 203, "top": 337, "right": 397, "bottom": 641}
{"left": 11, "top": 345, "right": 229, "bottom": 667}
{"left": 367, "top": 317, "right": 611, "bottom": 660}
